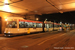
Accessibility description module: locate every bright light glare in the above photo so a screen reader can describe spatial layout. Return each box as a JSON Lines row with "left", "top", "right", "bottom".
{"left": 3, "top": 0, "right": 11, "bottom": 12}
{"left": 64, "top": 3, "right": 75, "bottom": 9}
{"left": 71, "top": 3, "right": 75, "bottom": 7}
{"left": 4, "top": 0, "right": 8, "bottom": 3}
{"left": 5, "top": 19, "right": 8, "bottom": 21}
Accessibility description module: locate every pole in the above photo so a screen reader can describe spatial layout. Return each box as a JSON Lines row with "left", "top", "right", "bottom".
{"left": 43, "top": 21, "right": 45, "bottom": 32}
{"left": 53, "top": 21, "right": 54, "bottom": 31}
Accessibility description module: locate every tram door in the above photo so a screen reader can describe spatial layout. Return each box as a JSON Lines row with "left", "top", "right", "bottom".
{"left": 0, "top": 17, "right": 2, "bottom": 34}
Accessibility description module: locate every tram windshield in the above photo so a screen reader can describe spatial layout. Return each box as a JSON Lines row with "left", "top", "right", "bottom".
{"left": 6, "top": 21, "right": 17, "bottom": 28}
{"left": 45, "top": 24, "right": 53, "bottom": 28}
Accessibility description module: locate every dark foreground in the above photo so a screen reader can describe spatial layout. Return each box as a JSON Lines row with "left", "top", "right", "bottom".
{"left": 0, "top": 30, "right": 75, "bottom": 50}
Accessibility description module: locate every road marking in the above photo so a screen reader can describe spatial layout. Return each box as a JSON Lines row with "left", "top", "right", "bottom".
{"left": 38, "top": 34, "right": 66, "bottom": 45}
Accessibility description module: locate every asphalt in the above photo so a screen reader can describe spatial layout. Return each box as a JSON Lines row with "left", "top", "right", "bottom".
{"left": 0, "top": 30, "right": 75, "bottom": 50}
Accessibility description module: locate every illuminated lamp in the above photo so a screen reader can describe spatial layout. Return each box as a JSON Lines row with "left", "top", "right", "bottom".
{"left": 5, "top": 19, "right": 8, "bottom": 21}
{"left": 4, "top": 3, "right": 9, "bottom": 5}
{"left": 36, "top": 18, "right": 39, "bottom": 20}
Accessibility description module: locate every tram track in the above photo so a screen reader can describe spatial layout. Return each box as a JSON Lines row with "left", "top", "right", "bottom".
{"left": 6, "top": 31, "right": 61, "bottom": 41}
{"left": 6, "top": 32, "right": 64, "bottom": 46}
{"left": 28, "top": 31, "right": 66, "bottom": 39}
{"left": 3, "top": 31, "right": 66, "bottom": 48}
{"left": 0, "top": 31, "right": 74, "bottom": 50}
{"left": 45, "top": 32, "right": 75, "bottom": 50}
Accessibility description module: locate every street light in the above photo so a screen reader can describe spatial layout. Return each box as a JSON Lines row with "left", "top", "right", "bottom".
{"left": 36, "top": 18, "right": 39, "bottom": 20}
{"left": 5, "top": 19, "right": 8, "bottom": 21}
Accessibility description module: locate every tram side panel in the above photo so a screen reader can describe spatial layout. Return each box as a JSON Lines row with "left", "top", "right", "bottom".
{"left": 44, "top": 23, "right": 60, "bottom": 32}
{"left": 4, "top": 18, "right": 43, "bottom": 36}
{"left": 18, "top": 20, "right": 43, "bottom": 33}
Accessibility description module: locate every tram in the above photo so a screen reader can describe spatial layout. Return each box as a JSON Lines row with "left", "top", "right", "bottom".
{"left": 4, "top": 17, "right": 66, "bottom": 36}
{"left": 4, "top": 17, "right": 43, "bottom": 36}
{"left": 44, "top": 21, "right": 60, "bottom": 32}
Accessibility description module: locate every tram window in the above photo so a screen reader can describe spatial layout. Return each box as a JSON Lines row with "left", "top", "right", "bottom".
{"left": 40, "top": 23, "right": 42, "bottom": 27}
{"left": 25, "top": 22, "right": 28, "bottom": 28}
{"left": 25, "top": 22, "right": 33, "bottom": 28}
{"left": 36, "top": 23, "right": 42, "bottom": 28}
{"left": 57, "top": 25, "right": 60, "bottom": 27}
{"left": 49, "top": 24, "right": 51, "bottom": 28}
{"left": 51, "top": 24, "right": 53, "bottom": 28}
{"left": 47, "top": 24, "right": 49, "bottom": 28}
{"left": 19, "top": 21, "right": 25, "bottom": 28}
{"left": 26, "top": 22, "right": 33, "bottom": 28}
{"left": 54, "top": 25, "right": 57, "bottom": 27}
{"left": 56, "top": 25, "right": 58, "bottom": 27}
{"left": 33, "top": 23, "right": 36, "bottom": 28}
{"left": 6, "top": 21, "right": 17, "bottom": 28}
{"left": 39, "top": 23, "right": 42, "bottom": 28}
{"left": 29, "top": 22, "right": 33, "bottom": 28}
{"left": 45, "top": 24, "right": 47, "bottom": 28}
{"left": 56, "top": 25, "right": 60, "bottom": 27}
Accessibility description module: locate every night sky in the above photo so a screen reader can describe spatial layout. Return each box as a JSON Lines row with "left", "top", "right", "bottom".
{"left": 39, "top": 11, "right": 75, "bottom": 24}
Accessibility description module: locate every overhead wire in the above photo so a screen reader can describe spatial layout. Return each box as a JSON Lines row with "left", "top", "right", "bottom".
{"left": 46, "top": 0, "right": 75, "bottom": 24}
{"left": 46, "top": 0, "right": 59, "bottom": 10}
{"left": 47, "top": 0, "right": 75, "bottom": 6}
